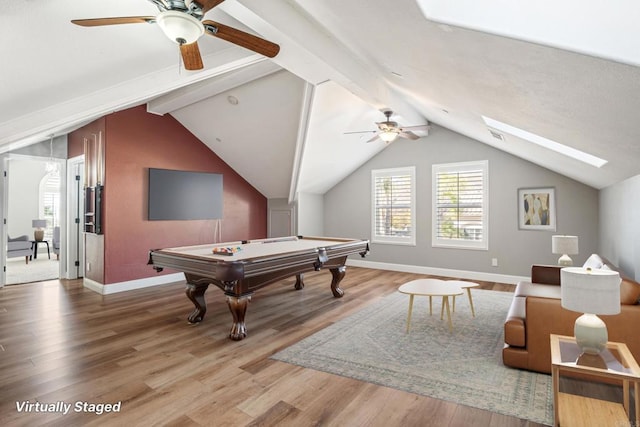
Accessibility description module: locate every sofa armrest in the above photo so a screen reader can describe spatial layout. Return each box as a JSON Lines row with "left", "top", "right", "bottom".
{"left": 525, "top": 296, "right": 578, "bottom": 373}
{"left": 531, "top": 264, "right": 562, "bottom": 285}
{"left": 504, "top": 296, "right": 526, "bottom": 347}
{"left": 8, "top": 240, "right": 32, "bottom": 251}
{"left": 525, "top": 296, "right": 640, "bottom": 374}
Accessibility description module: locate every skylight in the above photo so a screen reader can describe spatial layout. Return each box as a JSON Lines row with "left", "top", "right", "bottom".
{"left": 481, "top": 116, "right": 608, "bottom": 168}
{"left": 414, "top": 0, "right": 640, "bottom": 66}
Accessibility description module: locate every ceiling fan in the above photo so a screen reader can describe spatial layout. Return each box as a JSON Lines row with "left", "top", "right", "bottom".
{"left": 344, "top": 110, "right": 430, "bottom": 143}
{"left": 71, "top": 0, "right": 280, "bottom": 71}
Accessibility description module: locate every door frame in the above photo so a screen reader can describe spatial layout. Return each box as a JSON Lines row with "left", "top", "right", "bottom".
{"left": 66, "top": 155, "right": 85, "bottom": 279}
{"left": 0, "top": 154, "right": 8, "bottom": 287}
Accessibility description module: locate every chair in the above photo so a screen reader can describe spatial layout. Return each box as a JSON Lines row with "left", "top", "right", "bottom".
{"left": 8, "top": 235, "right": 33, "bottom": 264}
{"left": 52, "top": 226, "right": 60, "bottom": 260}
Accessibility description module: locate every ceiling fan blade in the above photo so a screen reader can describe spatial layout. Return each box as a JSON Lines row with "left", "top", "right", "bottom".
{"left": 180, "top": 42, "right": 204, "bottom": 70}
{"left": 343, "top": 130, "right": 376, "bottom": 135}
{"left": 71, "top": 17, "right": 156, "bottom": 27}
{"left": 366, "top": 134, "right": 381, "bottom": 143}
{"left": 399, "top": 131, "right": 420, "bottom": 140}
{"left": 203, "top": 20, "right": 280, "bottom": 58}
{"left": 194, "top": 0, "right": 226, "bottom": 14}
{"left": 400, "top": 124, "right": 431, "bottom": 132}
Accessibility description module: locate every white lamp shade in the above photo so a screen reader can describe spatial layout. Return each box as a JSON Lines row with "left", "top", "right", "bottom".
{"left": 561, "top": 267, "right": 621, "bottom": 315}
{"left": 156, "top": 10, "right": 204, "bottom": 44}
{"left": 379, "top": 130, "right": 399, "bottom": 142}
{"left": 552, "top": 235, "right": 579, "bottom": 255}
{"left": 32, "top": 219, "right": 47, "bottom": 228}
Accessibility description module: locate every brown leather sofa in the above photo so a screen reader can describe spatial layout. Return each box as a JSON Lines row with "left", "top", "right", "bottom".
{"left": 503, "top": 254, "right": 640, "bottom": 374}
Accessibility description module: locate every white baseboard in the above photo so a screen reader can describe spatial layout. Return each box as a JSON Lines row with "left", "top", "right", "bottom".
{"left": 83, "top": 273, "right": 185, "bottom": 295}
{"left": 81, "top": 261, "right": 526, "bottom": 295}
{"left": 346, "top": 259, "right": 528, "bottom": 285}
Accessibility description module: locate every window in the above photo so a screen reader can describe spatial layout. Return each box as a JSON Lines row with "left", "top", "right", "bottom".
{"left": 372, "top": 167, "right": 416, "bottom": 245}
{"left": 432, "top": 161, "right": 488, "bottom": 250}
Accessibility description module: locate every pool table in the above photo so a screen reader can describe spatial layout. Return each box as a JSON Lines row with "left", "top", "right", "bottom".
{"left": 148, "top": 236, "right": 369, "bottom": 340}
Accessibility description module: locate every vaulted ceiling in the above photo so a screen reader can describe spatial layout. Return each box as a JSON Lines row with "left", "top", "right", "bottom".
{"left": 2, "top": 0, "right": 640, "bottom": 199}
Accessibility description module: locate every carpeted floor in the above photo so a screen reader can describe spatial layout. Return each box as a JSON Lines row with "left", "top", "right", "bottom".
{"left": 5, "top": 256, "right": 59, "bottom": 285}
{"left": 272, "top": 289, "right": 553, "bottom": 426}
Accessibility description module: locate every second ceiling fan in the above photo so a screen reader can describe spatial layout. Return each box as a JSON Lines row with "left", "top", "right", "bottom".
{"left": 71, "top": 0, "right": 280, "bottom": 71}
{"left": 345, "top": 110, "right": 430, "bottom": 143}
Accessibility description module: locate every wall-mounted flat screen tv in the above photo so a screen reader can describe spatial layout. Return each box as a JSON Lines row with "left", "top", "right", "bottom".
{"left": 148, "top": 168, "right": 223, "bottom": 220}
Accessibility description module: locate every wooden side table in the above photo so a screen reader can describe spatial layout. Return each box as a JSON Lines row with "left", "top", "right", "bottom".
{"left": 550, "top": 334, "right": 640, "bottom": 426}
{"left": 30, "top": 240, "right": 51, "bottom": 260}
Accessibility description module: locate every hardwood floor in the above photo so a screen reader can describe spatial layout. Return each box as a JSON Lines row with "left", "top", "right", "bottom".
{"left": 0, "top": 268, "right": 543, "bottom": 426}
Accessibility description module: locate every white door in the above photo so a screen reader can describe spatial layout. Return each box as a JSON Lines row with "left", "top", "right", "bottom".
{"left": 269, "top": 209, "right": 294, "bottom": 238}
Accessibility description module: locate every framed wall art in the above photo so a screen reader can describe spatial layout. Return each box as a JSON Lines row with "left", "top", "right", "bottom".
{"left": 518, "top": 187, "right": 556, "bottom": 231}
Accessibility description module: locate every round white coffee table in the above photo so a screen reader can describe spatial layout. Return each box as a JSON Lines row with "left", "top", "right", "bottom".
{"left": 398, "top": 279, "right": 463, "bottom": 332}
{"left": 447, "top": 280, "right": 480, "bottom": 317}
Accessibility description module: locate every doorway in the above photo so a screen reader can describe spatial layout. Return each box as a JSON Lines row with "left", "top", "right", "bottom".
{"left": 0, "top": 136, "right": 77, "bottom": 287}
{"left": 3, "top": 154, "right": 65, "bottom": 285}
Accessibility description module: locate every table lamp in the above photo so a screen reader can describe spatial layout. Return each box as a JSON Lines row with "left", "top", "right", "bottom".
{"left": 32, "top": 219, "right": 47, "bottom": 241}
{"left": 552, "top": 235, "right": 579, "bottom": 266}
{"left": 561, "top": 267, "right": 621, "bottom": 357}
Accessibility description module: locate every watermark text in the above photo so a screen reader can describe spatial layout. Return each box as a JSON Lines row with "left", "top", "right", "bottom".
{"left": 16, "top": 400, "right": 121, "bottom": 415}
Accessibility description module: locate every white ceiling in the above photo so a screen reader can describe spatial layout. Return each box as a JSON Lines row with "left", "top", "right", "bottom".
{"left": 2, "top": 0, "right": 640, "bottom": 199}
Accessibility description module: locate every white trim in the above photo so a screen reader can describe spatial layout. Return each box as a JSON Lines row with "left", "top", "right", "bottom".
{"left": 83, "top": 272, "right": 185, "bottom": 295}
{"left": 80, "top": 260, "right": 526, "bottom": 295}
{"left": 288, "top": 82, "right": 315, "bottom": 204}
{"left": 346, "top": 258, "right": 527, "bottom": 285}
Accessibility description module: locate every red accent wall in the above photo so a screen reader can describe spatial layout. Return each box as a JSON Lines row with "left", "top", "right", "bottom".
{"left": 67, "top": 133, "right": 84, "bottom": 159}
{"left": 71, "top": 106, "right": 267, "bottom": 285}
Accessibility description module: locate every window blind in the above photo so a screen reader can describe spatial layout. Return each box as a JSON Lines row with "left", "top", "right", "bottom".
{"left": 372, "top": 167, "right": 415, "bottom": 245}
{"left": 432, "top": 161, "right": 488, "bottom": 250}
{"left": 435, "top": 170, "right": 483, "bottom": 240}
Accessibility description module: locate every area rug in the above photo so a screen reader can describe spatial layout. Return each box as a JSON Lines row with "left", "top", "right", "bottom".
{"left": 5, "top": 257, "right": 59, "bottom": 285}
{"left": 272, "top": 289, "right": 553, "bottom": 425}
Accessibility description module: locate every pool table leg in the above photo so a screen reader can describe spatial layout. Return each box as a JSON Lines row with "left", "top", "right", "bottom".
{"left": 330, "top": 266, "right": 346, "bottom": 298}
{"left": 226, "top": 295, "right": 251, "bottom": 340}
{"left": 185, "top": 281, "right": 209, "bottom": 324}
{"left": 294, "top": 273, "right": 304, "bottom": 290}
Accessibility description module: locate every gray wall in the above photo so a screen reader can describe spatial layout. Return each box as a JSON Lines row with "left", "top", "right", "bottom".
{"left": 7, "top": 158, "right": 48, "bottom": 238}
{"left": 11, "top": 135, "right": 67, "bottom": 159}
{"left": 324, "top": 125, "right": 599, "bottom": 277}
{"left": 298, "top": 192, "right": 324, "bottom": 236}
{"left": 599, "top": 174, "right": 640, "bottom": 280}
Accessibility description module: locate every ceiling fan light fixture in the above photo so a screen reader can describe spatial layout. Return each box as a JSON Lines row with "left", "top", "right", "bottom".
{"left": 156, "top": 10, "right": 204, "bottom": 45}
{"left": 379, "top": 130, "right": 399, "bottom": 142}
